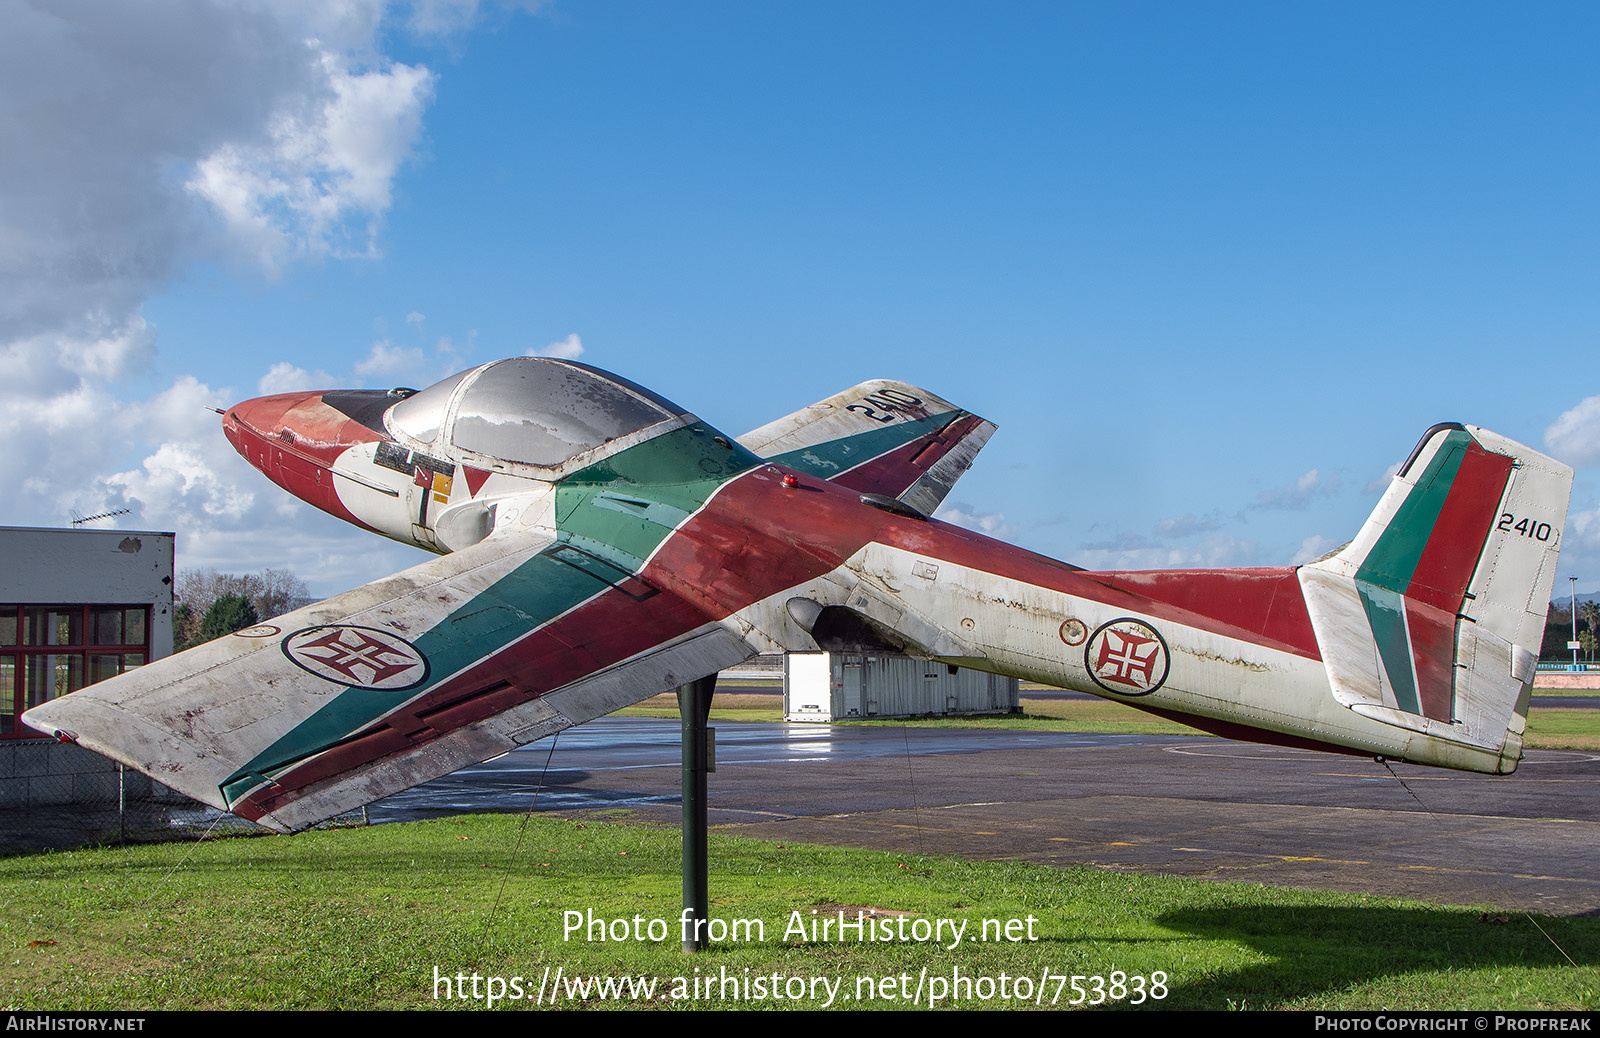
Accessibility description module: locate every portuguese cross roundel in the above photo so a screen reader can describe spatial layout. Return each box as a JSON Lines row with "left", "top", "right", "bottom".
{"left": 1084, "top": 617, "right": 1169, "bottom": 697}
{"left": 281, "top": 625, "right": 430, "bottom": 692}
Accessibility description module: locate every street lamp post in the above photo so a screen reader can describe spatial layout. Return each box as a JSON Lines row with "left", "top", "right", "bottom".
{"left": 1571, "top": 576, "right": 1580, "bottom": 669}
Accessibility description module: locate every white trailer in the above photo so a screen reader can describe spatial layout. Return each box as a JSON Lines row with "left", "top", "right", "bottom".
{"left": 783, "top": 652, "right": 1020, "bottom": 722}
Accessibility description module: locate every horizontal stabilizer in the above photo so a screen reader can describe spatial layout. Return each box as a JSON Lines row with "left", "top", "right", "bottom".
{"left": 738, "top": 379, "right": 995, "bottom": 514}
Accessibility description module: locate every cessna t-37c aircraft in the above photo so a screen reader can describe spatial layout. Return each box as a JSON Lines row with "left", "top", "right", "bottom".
{"left": 25, "top": 359, "right": 1574, "bottom": 833}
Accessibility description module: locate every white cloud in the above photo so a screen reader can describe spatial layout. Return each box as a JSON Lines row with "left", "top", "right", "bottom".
{"left": 1251, "top": 468, "right": 1338, "bottom": 511}
{"left": 0, "top": 1, "right": 465, "bottom": 595}
{"left": 528, "top": 333, "right": 585, "bottom": 360}
{"left": 406, "top": 0, "right": 489, "bottom": 35}
{"left": 1552, "top": 505, "right": 1600, "bottom": 598}
{"left": 187, "top": 57, "right": 435, "bottom": 272}
{"left": 1364, "top": 461, "right": 1401, "bottom": 495}
{"left": 405, "top": 0, "right": 548, "bottom": 37}
{"left": 0, "top": 2, "right": 437, "bottom": 359}
{"left": 1070, "top": 532, "right": 1262, "bottom": 571}
{"left": 1545, "top": 396, "right": 1600, "bottom": 470}
{"left": 355, "top": 339, "right": 425, "bottom": 377}
{"left": 14, "top": 373, "right": 257, "bottom": 544}
{"left": 104, "top": 442, "right": 255, "bottom": 523}
{"left": 1290, "top": 534, "right": 1342, "bottom": 565}
{"left": 935, "top": 502, "right": 1016, "bottom": 539}
{"left": 258, "top": 362, "right": 336, "bottom": 394}
{"left": 123, "top": 375, "right": 235, "bottom": 449}
{"left": 1155, "top": 513, "right": 1220, "bottom": 538}
{"left": 0, "top": 319, "right": 157, "bottom": 400}
{"left": 1, "top": 2, "right": 437, "bottom": 344}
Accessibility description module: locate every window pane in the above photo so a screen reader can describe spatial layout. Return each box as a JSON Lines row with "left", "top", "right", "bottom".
{"left": 126, "top": 609, "right": 146, "bottom": 646}
{"left": 25, "top": 607, "right": 80, "bottom": 647}
{"left": 27, "top": 655, "right": 81, "bottom": 707}
{"left": 89, "top": 653, "right": 143, "bottom": 684}
{"left": 0, "top": 611, "right": 16, "bottom": 646}
{"left": 92, "top": 608, "right": 123, "bottom": 646}
{"left": 0, "top": 658, "right": 13, "bottom": 736}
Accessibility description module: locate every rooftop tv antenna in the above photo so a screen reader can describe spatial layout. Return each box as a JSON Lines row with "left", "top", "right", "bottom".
{"left": 70, "top": 508, "right": 130, "bottom": 527}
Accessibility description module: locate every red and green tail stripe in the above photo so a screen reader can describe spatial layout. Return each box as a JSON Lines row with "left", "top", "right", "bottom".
{"left": 1354, "top": 427, "right": 1513, "bottom": 720}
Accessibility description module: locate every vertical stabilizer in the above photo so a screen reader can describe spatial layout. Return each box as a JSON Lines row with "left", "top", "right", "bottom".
{"left": 1298, "top": 424, "right": 1572, "bottom": 773}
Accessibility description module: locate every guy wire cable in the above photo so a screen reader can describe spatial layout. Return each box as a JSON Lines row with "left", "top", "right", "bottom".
{"left": 481, "top": 731, "right": 563, "bottom": 951}
{"left": 135, "top": 806, "right": 234, "bottom": 913}
{"left": 57, "top": 805, "right": 256, "bottom": 980}
{"left": 1377, "top": 756, "right": 1577, "bottom": 968}
{"left": 900, "top": 723, "right": 927, "bottom": 861}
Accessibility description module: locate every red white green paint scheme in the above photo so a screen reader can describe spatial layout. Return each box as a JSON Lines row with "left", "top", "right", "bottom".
{"left": 23, "top": 360, "right": 1574, "bottom": 833}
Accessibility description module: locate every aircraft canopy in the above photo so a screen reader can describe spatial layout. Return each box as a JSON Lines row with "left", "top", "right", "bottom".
{"left": 385, "top": 358, "right": 686, "bottom": 468}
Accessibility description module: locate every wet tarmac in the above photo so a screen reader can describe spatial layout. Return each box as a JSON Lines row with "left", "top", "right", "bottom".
{"left": 370, "top": 716, "right": 1600, "bottom": 916}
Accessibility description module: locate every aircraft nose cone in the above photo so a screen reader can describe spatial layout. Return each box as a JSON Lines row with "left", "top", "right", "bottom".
{"left": 225, "top": 390, "right": 388, "bottom": 452}
{"left": 221, "top": 389, "right": 384, "bottom": 531}
{"left": 225, "top": 391, "right": 319, "bottom": 440}
{"left": 223, "top": 391, "right": 324, "bottom": 466}
{"left": 223, "top": 389, "right": 389, "bottom": 481}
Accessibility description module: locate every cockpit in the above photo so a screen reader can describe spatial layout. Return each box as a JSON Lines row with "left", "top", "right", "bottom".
{"left": 384, "top": 358, "right": 689, "bottom": 472}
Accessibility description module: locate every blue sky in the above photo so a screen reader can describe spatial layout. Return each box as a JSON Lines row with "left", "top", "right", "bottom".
{"left": 6, "top": 1, "right": 1600, "bottom": 599}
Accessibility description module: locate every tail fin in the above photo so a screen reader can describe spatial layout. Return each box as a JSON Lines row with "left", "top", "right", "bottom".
{"left": 1299, "top": 423, "right": 1572, "bottom": 773}
{"left": 737, "top": 380, "right": 995, "bottom": 515}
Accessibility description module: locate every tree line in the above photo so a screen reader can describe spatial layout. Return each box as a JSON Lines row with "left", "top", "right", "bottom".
{"left": 174, "top": 568, "right": 311, "bottom": 652}
{"left": 1542, "top": 597, "right": 1600, "bottom": 662}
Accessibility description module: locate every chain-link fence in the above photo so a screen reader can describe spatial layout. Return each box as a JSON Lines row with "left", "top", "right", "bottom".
{"left": 0, "top": 738, "right": 362, "bottom": 855}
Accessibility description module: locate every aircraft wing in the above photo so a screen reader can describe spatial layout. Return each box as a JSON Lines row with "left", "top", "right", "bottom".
{"left": 737, "top": 379, "right": 995, "bottom": 515}
{"left": 23, "top": 522, "right": 753, "bottom": 833}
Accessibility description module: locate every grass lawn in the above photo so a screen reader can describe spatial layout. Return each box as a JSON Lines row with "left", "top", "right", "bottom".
{"left": 1, "top": 814, "right": 1594, "bottom": 1011}
{"left": 1521, "top": 709, "right": 1600, "bottom": 752}
{"left": 6, "top": 684, "right": 1590, "bottom": 1011}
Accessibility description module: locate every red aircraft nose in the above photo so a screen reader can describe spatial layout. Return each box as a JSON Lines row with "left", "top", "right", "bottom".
{"left": 223, "top": 389, "right": 390, "bottom": 529}
{"left": 224, "top": 391, "right": 316, "bottom": 471}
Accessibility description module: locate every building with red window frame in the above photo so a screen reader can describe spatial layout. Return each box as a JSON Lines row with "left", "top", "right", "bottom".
{"left": 0, "top": 527, "right": 174, "bottom": 826}
{"left": 2, "top": 526, "right": 174, "bottom": 741}
{"left": 1, "top": 521, "right": 175, "bottom": 748}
